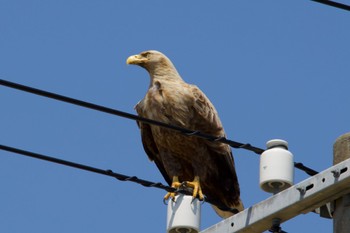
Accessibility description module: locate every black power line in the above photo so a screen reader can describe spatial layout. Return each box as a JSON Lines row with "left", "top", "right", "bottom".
{"left": 0, "top": 144, "right": 173, "bottom": 191}
{"left": 311, "top": 0, "right": 350, "bottom": 11}
{"left": 0, "top": 144, "right": 238, "bottom": 214}
{"left": 0, "top": 79, "right": 318, "bottom": 176}
{"left": 0, "top": 79, "right": 263, "bottom": 154}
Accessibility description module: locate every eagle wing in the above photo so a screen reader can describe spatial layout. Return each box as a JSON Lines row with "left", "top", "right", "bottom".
{"left": 189, "top": 84, "right": 235, "bottom": 164}
{"left": 189, "top": 84, "right": 240, "bottom": 204}
{"left": 135, "top": 104, "right": 172, "bottom": 185}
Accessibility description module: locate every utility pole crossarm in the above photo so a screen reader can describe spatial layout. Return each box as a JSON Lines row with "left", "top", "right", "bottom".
{"left": 201, "top": 158, "right": 350, "bottom": 233}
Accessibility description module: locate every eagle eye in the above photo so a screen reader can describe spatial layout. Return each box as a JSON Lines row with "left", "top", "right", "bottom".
{"left": 142, "top": 52, "right": 151, "bottom": 58}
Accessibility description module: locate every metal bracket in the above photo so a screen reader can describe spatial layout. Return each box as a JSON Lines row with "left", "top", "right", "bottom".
{"left": 200, "top": 158, "right": 350, "bottom": 233}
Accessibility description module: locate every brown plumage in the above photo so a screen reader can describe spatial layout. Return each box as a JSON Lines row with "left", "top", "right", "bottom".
{"left": 126, "top": 50, "right": 243, "bottom": 218}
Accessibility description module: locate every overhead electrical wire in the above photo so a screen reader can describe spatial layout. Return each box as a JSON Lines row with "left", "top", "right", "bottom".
{"left": 0, "top": 144, "right": 174, "bottom": 192}
{"left": 0, "top": 79, "right": 318, "bottom": 176}
{"left": 0, "top": 80, "right": 263, "bottom": 154}
{"left": 0, "top": 144, "right": 238, "bottom": 214}
{"left": 311, "top": 0, "right": 350, "bottom": 11}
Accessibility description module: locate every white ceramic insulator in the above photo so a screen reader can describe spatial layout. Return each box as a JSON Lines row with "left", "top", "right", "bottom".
{"left": 260, "top": 139, "right": 294, "bottom": 193}
{"left": 167, "top": 194, "right": 201, "bottom": 233}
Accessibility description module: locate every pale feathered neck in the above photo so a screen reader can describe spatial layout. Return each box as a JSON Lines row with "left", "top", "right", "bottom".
{"left": 145, "top": 56, "right": 184, "bottom": 84}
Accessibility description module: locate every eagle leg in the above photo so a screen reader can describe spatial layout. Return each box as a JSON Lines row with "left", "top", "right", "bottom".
{"left": 164, "top": 176, "right": 181, "bottom": 201}
{"left": 184, "top": 176, "right": 204, "bottom": 201}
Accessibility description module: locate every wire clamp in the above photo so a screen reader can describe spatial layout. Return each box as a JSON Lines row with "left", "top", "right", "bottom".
{"left": 331, "top": 169, "right": 340, "bottom": 178}
{"left": 296, "top": 186, "right": 306, "bottom": 195}
{"left": 269, "top": 218, "right": 287, "bottom": 233}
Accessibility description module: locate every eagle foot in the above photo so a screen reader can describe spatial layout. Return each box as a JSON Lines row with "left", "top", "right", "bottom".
{"left": 183, "top": 176, "right": 204, "bottom": 201}
{"left": 164, "top": 176, "right": 204, "bottom": 203}
{"left": 164, "top": 176, "right": 182, "bottom": 202}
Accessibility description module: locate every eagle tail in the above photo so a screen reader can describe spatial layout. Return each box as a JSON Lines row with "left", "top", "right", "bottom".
{"left": 211, "top": 198, "right": 244, "bottom": 219}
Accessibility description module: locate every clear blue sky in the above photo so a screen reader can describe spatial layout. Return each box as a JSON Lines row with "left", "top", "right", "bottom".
{"left": 1, "top": 1, "right": 349, "bottom": 232}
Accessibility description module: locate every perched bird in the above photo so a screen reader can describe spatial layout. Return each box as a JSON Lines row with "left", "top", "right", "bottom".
{"left": 126, "top": 50, "right": 243, "bottom": 218}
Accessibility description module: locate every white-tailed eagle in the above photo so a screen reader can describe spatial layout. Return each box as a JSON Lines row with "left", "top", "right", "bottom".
{"left": 126, "top": 50, "right": 243, "bottom": 218}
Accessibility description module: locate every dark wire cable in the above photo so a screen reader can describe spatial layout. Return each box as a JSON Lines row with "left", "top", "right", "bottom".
{"left": 0, "top": 79, "right": 263, "bottom": 153}
{"left": 0, "top": 79, "right": 318, "bottom": 176}
{"left": 311, "top": 0, "right": 350, "bottom": 11}
{"left": 0, "top": 144, "right": 173, "bottom": 191}
{"left": 0, "top": 144, "right": 238, "bottom": 214}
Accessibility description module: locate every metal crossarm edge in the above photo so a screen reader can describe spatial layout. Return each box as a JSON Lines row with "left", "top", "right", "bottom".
{"left": 200, "top": 158, "right": 350, "bottom": 233}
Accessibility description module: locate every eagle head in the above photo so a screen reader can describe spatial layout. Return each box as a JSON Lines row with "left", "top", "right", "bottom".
{"left": 126, "top": 50, "right": 165, "bottom": 67}
{"left": 126, "top": 50, "right": 180, "bottom": 78}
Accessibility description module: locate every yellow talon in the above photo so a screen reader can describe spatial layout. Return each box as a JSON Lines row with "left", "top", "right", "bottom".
{"left": 185, "top": 176, "right": 204, "bottom": 200}
{"left": 164, "top": 176, "right": 204, "bottom": 202}
{"left": 164, "top": 176, "right": 181, "bottom": 201}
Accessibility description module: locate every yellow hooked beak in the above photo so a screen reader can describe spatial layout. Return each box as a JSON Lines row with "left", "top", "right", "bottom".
{"left": 126, "top": 54, "right": 146, "bottom": 65}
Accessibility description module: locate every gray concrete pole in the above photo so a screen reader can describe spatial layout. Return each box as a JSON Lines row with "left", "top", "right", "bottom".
{"left": 333, "top": 132, "right": 350, "bottom": 233}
